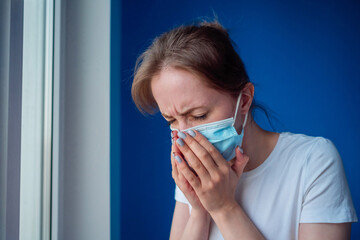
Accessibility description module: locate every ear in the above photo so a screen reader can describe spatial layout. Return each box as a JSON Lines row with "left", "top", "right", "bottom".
{"left": 233, "top": 83, "right": 254, "bottom": 132}
{"left": 240, "top": 82, "right": 254, "bottom": 115}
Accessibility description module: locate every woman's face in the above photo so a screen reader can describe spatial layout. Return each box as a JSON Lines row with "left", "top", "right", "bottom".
{"left": 151, "top": 67, "right": 236, "bottom": 130}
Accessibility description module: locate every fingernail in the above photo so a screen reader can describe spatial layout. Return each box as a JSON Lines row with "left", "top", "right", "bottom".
{"left": 187, "top": 129, "right": 196, "bottom": 137}
{"left": 175, "top": 155, "right": 182, "bottom": 163}
{"left": 178, "top": 131, "right": 186, "bottom": 139}
{"left": 172, "top": 152, "right": 175, "bottom": 158}
{"left": 238, "top": 146, "right": 244, "bottom": 153}
{"left": 176, "top": 138, "right": 184, "bottom": 146}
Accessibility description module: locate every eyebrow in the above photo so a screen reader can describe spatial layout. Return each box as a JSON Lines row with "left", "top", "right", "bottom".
{"left": 162, "top": 107, "right": 206, "bottom": 119}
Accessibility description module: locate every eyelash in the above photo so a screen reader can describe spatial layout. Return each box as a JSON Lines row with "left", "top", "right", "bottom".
{"left": 167, "top": 120, "right": 175, "bottom": 126}
{"left": 167, "top": 114, "right": 207, "bottom": 126}
{"left": 194, "top": 114, "right": 207, "bottom": 121}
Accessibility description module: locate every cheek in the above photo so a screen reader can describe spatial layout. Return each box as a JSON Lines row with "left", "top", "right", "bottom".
{"left": 210, "top": 105, "right": 235, "bottom": 121}
{"left": 207, "top": 94, "right": 237, "bottom": 121}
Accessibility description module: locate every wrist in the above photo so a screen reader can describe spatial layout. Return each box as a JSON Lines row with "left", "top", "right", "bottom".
{"left": 209, "top": 201, "right": 265, "bottom": 240}
{"left": 209, "top": 200, "right": 239, "bottom": 222}
{"left": 190, "top": 208, "right": 210, "bottom": 221}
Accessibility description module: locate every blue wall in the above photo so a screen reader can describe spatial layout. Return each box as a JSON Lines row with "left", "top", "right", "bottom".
{"left": 114, "top": 0, "right": 360, "bottom": 239}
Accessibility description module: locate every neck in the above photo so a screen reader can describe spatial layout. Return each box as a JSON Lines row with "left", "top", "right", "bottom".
{"left": 241, "top": 115, "right": 279, "bottom": 172}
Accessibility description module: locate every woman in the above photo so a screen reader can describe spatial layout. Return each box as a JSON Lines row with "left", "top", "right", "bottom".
{"left": 131, "top": 21, "right": 357, "bottom": 240}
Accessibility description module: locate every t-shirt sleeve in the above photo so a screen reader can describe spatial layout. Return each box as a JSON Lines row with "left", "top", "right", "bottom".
{"left": 300, "top": 138, "right": 358, "bottom": 223}
{"left": 174, "top": 185, "right": 189, "bottom": 204}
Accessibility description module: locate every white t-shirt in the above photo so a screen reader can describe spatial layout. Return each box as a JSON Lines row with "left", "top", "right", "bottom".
{"left": 175, "top": 132, "right": 358, "bottom": 240}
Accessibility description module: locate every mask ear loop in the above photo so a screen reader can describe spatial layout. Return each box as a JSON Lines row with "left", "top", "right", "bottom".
{"left": 232, "top": 92, "right": 249, "bottom": 130}
{"left": 232, "top": 92, "right": 242, "bottom": 127}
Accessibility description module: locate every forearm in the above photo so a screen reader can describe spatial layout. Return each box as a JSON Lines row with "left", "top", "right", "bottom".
{"left": 210, "top": 202, "right": 264, "bottom": 240}
{"left": 180, "top": 209, "right": 211, "bottom": 240}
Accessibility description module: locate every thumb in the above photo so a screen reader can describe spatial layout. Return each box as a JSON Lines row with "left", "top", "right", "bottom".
{"left": 232, "top": 146, "right": 249, "bottom": 178}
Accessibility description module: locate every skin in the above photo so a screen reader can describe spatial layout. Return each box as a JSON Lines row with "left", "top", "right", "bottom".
{"left": 151, "top": 67, "right": 351, "bottom": 240}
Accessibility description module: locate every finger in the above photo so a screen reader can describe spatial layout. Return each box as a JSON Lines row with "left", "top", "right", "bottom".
{"left": 172, "top": 148, "right": 193, "bottom": 193}
{"left": 171, "top": 141, "right": 195, "bottom": 195}
{"left": 173, "top": 145, "right": 202, "bottom": 203}
{"left": 173, "top": 158, "right": 193, "bottom": 194}
{"left": 171, "top": 152, "right": 178, "bottom": 177}
{"left": 228, "top": 158, "right": 236, "bottom": 167}
{"left": 174, "top": 152, "right": 201, "bottom": 191}
{"left": 172, "top": 134, "right": 180, "bottom": 153}
{"left": 176, "top": 164, "right": 198, "bottom": 199}
{"left": 185, "top": 129, "right": 226, "bottom": 168}
{"left": 171, "top": 143, "right": 186, "bottom": 183}
{"left": 178, "top": 130, "right": 220, "bottom": 179}
{"left": 232, "top": 146, "right": 249, "bottom": 178}
{"left": 171, "top": 141, "right": 176, "bottom": 159}
{"left": 176, "top": 133, "right": 211, "bottom": 181}
{"left": 177, "top": 164, "right": 189, "bottom": 188}
{"left": 171, "top": 142, "right": 179, "bottom": 162}
{"left": 171, "top": 144, "right": 184, "bottom": 181}
{"left": 171, "top": 130, "right": 178, "bottom": 145}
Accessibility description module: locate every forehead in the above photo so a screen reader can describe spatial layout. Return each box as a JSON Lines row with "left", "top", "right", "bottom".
{"left": 151, "top": 68, "right": 222, "bottom": 114}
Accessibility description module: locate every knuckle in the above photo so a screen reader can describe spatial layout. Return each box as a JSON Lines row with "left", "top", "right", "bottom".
{"left": 220, "top": 165, "right": 230, "bottom": 175}
{"left": 185, "top": 136, "right": 194, "bottom": 145}
{"left": 198, "top": 151, "right": 208, "bottom": 160}
{"left": 191, "top": 160, "right": 202, "bottom": 170}
{"left": 207, "top": 181, "right": 215, "bottom": 190}
{"left": 180, "top": 145, "right": 190, "bottom": 155}
{"left": 178, "top": 162, "right": 187, "bottom": 171}
{"left": 192, "top": 179, "right": 200, "bottom": 188}
{"left": 196, "top": 135, "right": 204, "bottom": 143}
{"left": 212, "top": 173, "right": 222, "bottom": 184}
{"left": 187, "top": 173, "right": 196, "bottom": 184}
{"left": 178, "top": 174, "right": 186, "bottom": 183}
{"left": 208, "top": 146, "right": 219, "bottom": 156}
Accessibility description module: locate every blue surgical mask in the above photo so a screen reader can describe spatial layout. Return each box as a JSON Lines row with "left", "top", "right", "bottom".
{"left": 171, "top": 93, "right": 248, "bottom": 161}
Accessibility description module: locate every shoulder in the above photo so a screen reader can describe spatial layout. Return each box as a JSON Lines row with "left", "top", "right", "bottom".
{"left": 273, "top": 132, "right": 337, "bottom": 165}
{"left": 287, "top": 134, "right": 359, "bottom": 223}
{"left": 280, "top": 133, "right": 348, "bottom": 201}
{"left": 280, "top": 132, "right": 333, "bottom": 148}
{"left": 274, "top": 132, "right": 342, "bottom": 179}
{"left": 279, "top": 132, "right": 338, "bottom": 160}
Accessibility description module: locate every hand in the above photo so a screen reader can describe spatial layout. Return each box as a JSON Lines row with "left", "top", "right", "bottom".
{"left": 174, "top": 130, "right": 249, "bottom": 214}
{"left": 171, "top": 132, "right": 206, "bottom": 212}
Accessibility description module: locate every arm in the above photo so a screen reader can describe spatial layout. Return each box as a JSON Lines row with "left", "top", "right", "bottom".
{"left": 210, "top": 202, "right": 264, "bottom": 240}
{"left": 299, "top": 223, "right": 351, "bottom": 240}
{"left": 170, "top": 202, "right": 210, "bottom": 240}
{"left": 298, "top": 139, "right": 356, "bottom": 240}
{"left": 174, "top": 130, "right": 264, "bottom": 239}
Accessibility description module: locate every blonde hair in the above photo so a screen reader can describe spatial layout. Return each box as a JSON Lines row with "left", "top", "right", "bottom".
{"left": 131, "top": 20, "right": 250, "bottom": 114}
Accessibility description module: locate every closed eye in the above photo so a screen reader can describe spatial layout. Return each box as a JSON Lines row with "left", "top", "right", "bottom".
{"left": 165, "top": 113, "right": 207, "bottom": 126}
{"left": 193, "top": 114, "right": 207, "bottom": 121}
{"left": 166, "top": 119, "right": 175, "bottom": 126}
